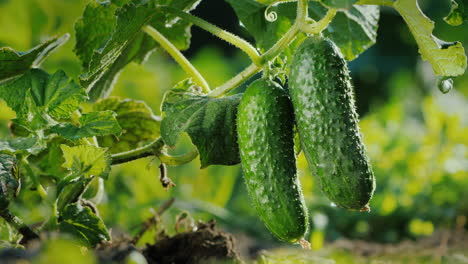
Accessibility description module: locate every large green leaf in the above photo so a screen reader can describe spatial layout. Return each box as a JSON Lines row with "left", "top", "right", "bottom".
{"left": 0, "top": 154, "right": 19, "bottom": 210}
{"left": 60, "top": 144, "right": 111, "bottom": 179}
{"left": 444, "top": 0, "right": 467, "bottom": 26}
{"left": 225, "top": 0, "right": 379, "bottom": 60}
{"left": 394, "top": 0, "right": 467, "bottom": 77}
{"left": 76, "top": 0, "right": 200, "bottom": 101}
{"left": 0, "top": 69, "right": 87, "bottom": 123}
{"left": 93, "top": 97, "right": 161, "bottom": 153}
{"left": 161, "top": 81, "right": 241, "bottom": 168}
{"left": 0, "top": 34, "right": 69, "bottom": 81}
{"left": 59, "top": 203, "right": 110, "bottom": 247}
{"left": 50, "top": 111, "right": 122, "bottom": 140}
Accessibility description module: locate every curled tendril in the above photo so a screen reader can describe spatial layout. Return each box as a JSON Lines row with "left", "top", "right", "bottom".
{"left": 264, "top": 5, "right": 278, "bottom": 22}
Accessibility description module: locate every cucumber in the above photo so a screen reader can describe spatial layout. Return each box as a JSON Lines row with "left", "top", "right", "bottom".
{"left": 289, "top": 36, "right": 375, "bottom": 211}
{"left": 237, "top": 79, "right": 308, "bottom": 242}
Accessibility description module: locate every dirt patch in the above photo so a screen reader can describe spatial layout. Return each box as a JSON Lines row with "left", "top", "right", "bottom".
{"left": 143, "top": 220, "right": 242, "bottom": 264}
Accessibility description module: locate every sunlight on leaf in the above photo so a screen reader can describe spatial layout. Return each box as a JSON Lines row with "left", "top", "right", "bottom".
{"left": 61, "top": 144, "right": 111, "bottom": 179}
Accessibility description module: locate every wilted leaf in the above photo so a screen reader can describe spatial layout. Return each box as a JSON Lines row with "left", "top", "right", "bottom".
{"left": 93, "top": 97, "right": 161, "bottom": 153}
{"left": 50, "top": 111, "right": 122, "bottom": 140}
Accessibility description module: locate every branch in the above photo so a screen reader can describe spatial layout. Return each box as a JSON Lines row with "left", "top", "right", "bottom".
{"left": 142, "top": 25, "right": 210, "bottom": 93}
{"left": 131, "top": 198, "right": 175, "bottom": 244}
{"left": 208, "top": 63, "right": 261, "bottom": 97}
{"left": 159, "top": 6, "right": 261, "bottom": 66}
{"left": 208, "top": 0, "right": 310, "bottom": 97}
{"left": 356, "top": 0, "right": 395, "bottom": 6}
{"left": 111, "top": 138, "right": 165, "bottom": 165}
{"left": 301, "top": 8, "right": 337, "bottom": 34}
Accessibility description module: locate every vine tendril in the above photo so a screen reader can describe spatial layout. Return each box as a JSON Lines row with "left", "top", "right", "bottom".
{"left": 264, "top": 5, "right": 278, "bottom": 22}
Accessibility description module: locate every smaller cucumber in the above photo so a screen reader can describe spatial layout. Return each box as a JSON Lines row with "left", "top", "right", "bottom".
{"left": 237, "top": 79, "right": 308, "bottom": 242}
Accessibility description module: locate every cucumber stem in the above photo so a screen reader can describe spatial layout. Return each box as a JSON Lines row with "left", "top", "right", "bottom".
{"left": 142, "top": 25, "right": 210, "bottom": 93}
{"left": 158, "top": 149, "right": 199, "bottom": 166}
{"left": 300, "top": 9, "right": 337, "bottom": 34}
{"left": 111, "top": 137, "right": 165, "bottom": 165}
{"left": 356, "top": 0, "right": 394, "bottom": 6}
{"left": 208, "top": 63, "right": 262, "bottom": 97}
{"left": 159, "top": 6, "right": 262, "bottom": 66}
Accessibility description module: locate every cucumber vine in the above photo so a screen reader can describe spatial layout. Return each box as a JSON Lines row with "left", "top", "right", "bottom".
{"left": 0, "top": 0, "right": 466, "bottom": 248}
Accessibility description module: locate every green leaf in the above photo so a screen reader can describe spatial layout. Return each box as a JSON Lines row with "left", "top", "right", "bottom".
{"left": 0, "top": 69, "right": 87, "bottom": 123}
{"left": 161, "top": 80, "right": 241, "bottom": 168}
{"left": 0, "top": 154, "right": 19, "bottom": 210}
{"left": 320, "top": 0, "right": 358, "bottom": 8}
{"left": 59, "top": 203, "right": 110, "bottom": 247}
{"left": 93, "top": 97, "right": 161, "bottom": 153}
{"left": 316, "top": 5, "right": 379, "bottom": 61}
{"left": 0, "top": 34, "right": 69, "bottom": 81}
{"left": 394, "top": 0, "right": 467, "bottom": 76}
{"left": 28, "top": 138, "right": 69, "bottom": 180}
{"left": 444, "top": 0, "right": 467, "bottom": 26}
{"left": 225, "top": 0, "right": 379, "bottom": 60}
{"left": 0, "top": 136, "right": 44, "bottom": 155}
{"left": 60, "top": 144, "right": 111, "bottom": 179}
{"left": 77, "top": 0, "right": 199, "bottom": 101}
{"left": 32, "top": 70, "right": 88, "bottom": 120}
{"left": 50, "top": 111, "right": 122, "bottom": 140}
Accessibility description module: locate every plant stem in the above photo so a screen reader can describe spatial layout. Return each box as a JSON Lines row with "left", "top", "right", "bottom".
{"left": 208, "top": 0, "right": 310, "bottom": 97}
{"left": 0, "top": 209, "right": 39, "bottom": 242}
{"left": 261, "top": 24, "right": 301, "bottom": 64}
{"left": 208, "top": 63, "right": 262, "bottom": 97}
{"left": 356, "top": 0, "right": 394, "bottom": 6}
{"left": 142, "top": 25, "right": 210, "bottom": 93}
{"left": 301, "top": 8, "right": 337, "bottom": 34}
{"left": 111, "top": 138, "right": 165, "bottom": 165}
{"left": 158, "top": 149, "right": 199, "bottom": 166}
{"left": 159, "top": 6, "right": 261, "bottom": 66}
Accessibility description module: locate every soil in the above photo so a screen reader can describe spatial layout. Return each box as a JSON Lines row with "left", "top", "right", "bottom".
{"left": 142, "top": 219, "right": 242, "bottom": 264}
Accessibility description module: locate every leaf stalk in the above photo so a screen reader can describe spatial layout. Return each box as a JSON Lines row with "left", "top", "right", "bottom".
{"left": 142, "top": 25, "right": 211, "bottom": 93}
{"left": 159, "top": 6, "right": 262, "bottom": 66}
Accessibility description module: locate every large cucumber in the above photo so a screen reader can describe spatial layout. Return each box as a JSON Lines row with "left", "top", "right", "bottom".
{"left": 289, "top": 36, "right": 375, "bottom": 211}
{"left": 237, "top": 79, "right": 308, "bottom": 242}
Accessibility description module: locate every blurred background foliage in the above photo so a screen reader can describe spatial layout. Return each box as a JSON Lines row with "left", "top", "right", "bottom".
{"left": 0, "top": 0, "right": 467, "bottom": 260}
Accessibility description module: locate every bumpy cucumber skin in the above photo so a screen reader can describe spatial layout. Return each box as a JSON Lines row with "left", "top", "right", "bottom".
{"left": 237, "top": 79, "right": 308, "bottom": 242}
{"left": 289, "top": 36, "right": 375, "bottom": 210}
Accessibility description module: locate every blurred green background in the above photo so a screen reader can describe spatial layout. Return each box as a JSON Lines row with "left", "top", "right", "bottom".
{"left": 0, "top": 0, "right": 467, "bottom": 261}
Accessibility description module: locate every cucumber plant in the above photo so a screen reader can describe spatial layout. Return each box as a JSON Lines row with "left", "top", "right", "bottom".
{"left": 0, "top": 0, "right": 466, "bottom": 248}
